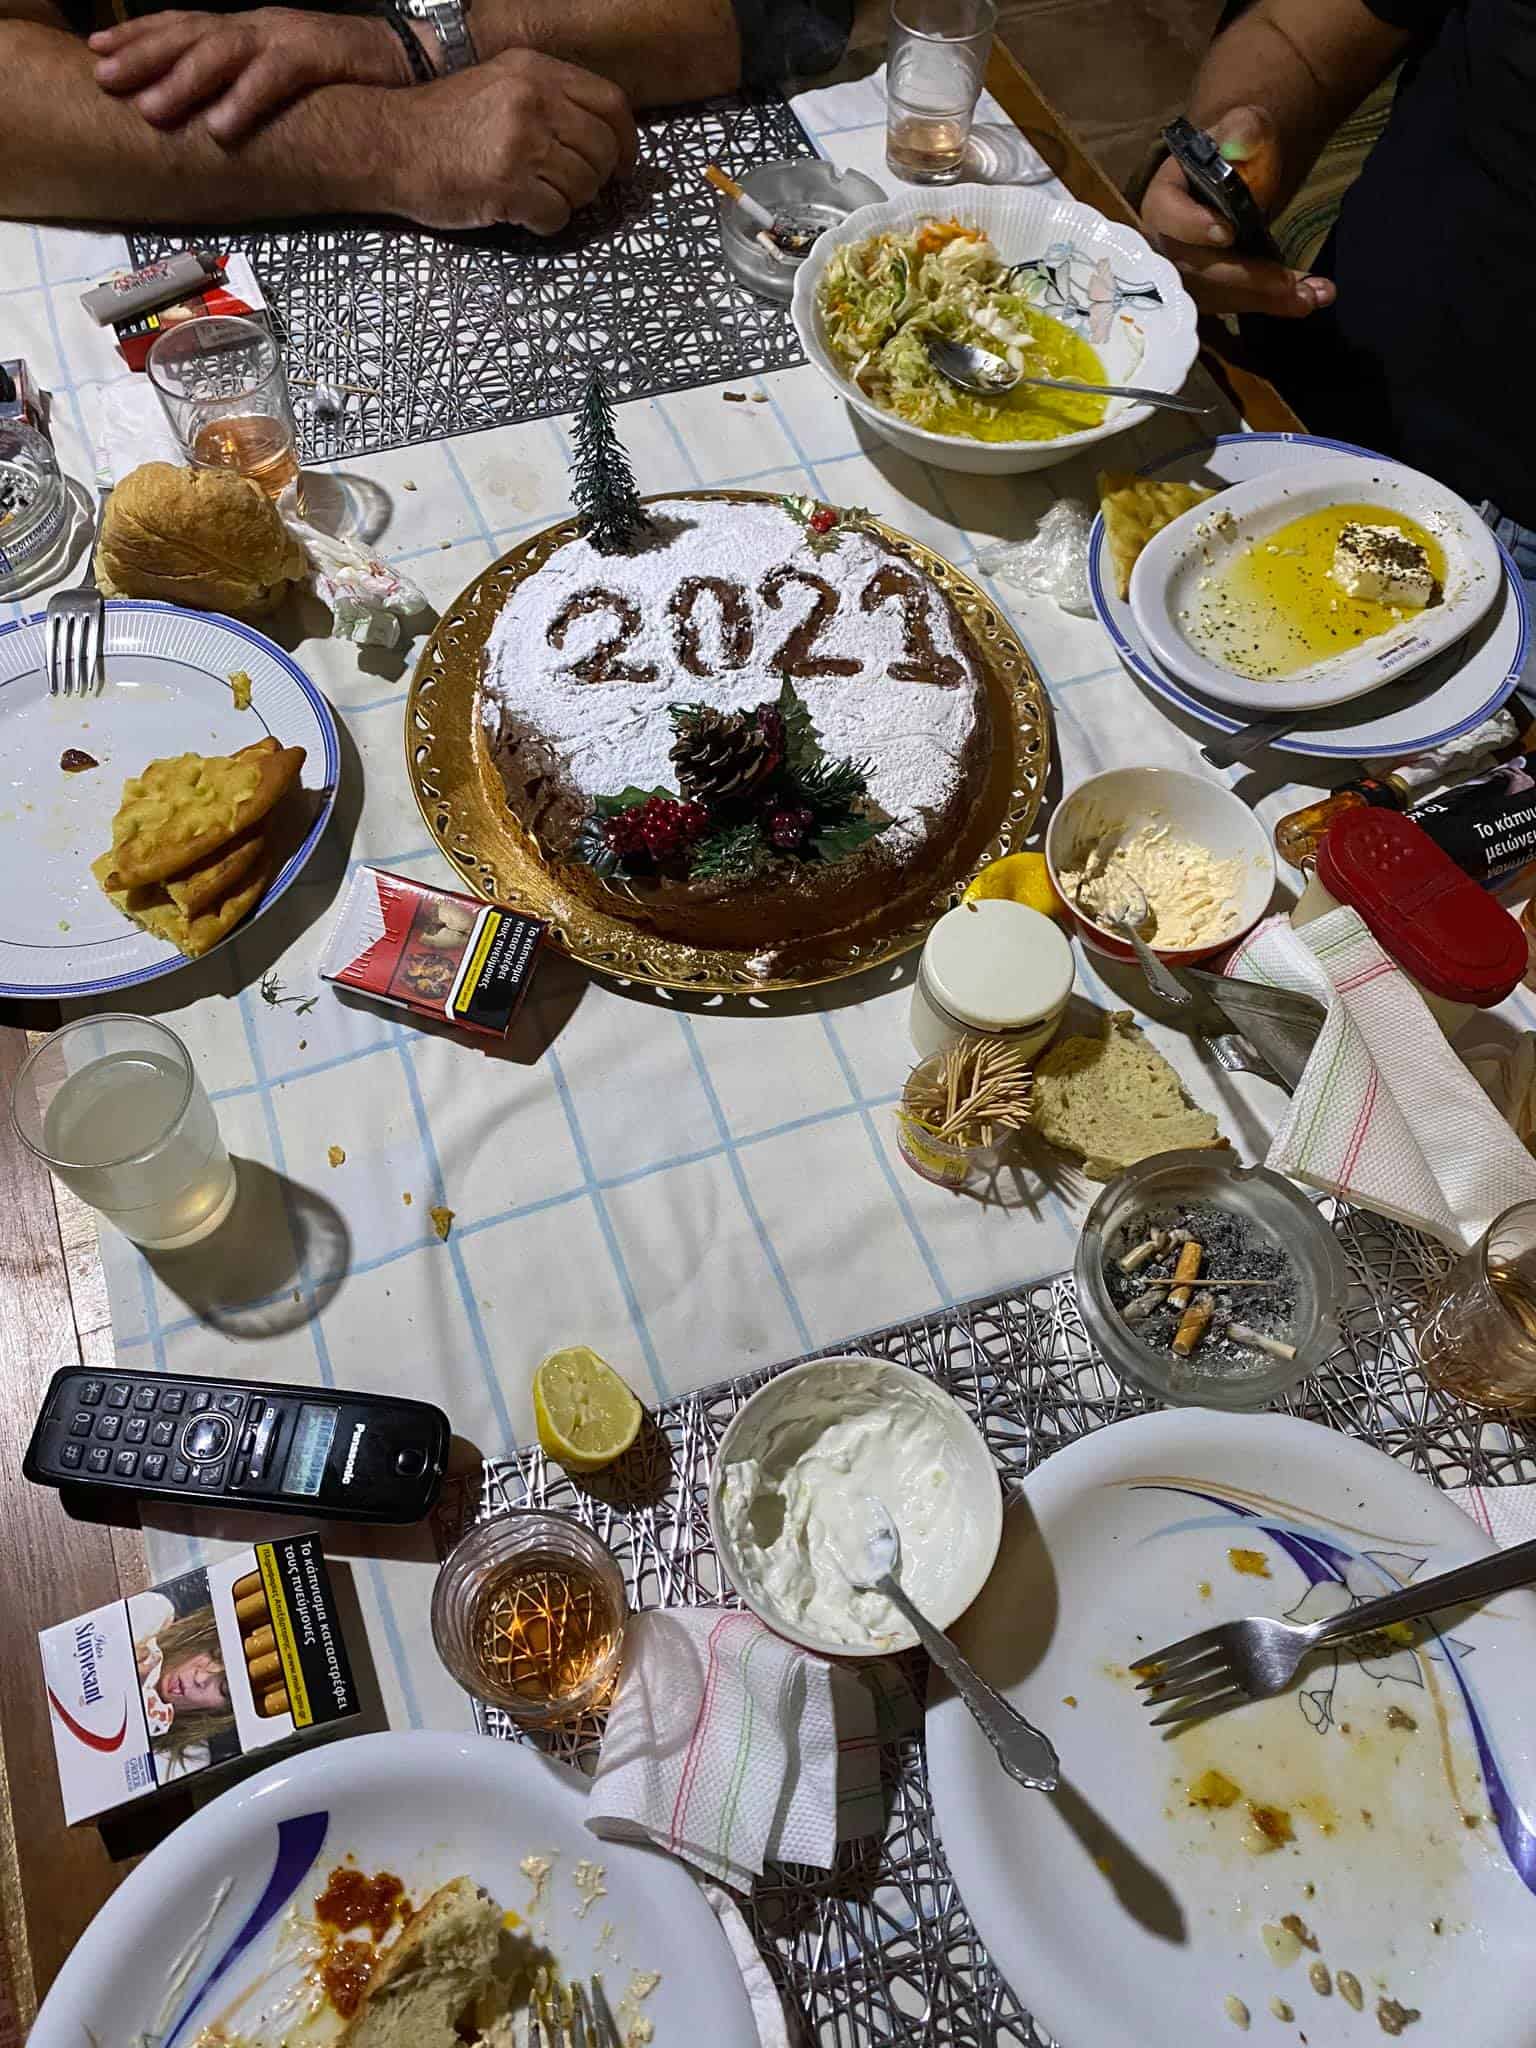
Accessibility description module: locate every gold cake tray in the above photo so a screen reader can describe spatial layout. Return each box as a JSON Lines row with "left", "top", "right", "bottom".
{"left": 404, "top": 490, "right": 1051, "bottom": 996}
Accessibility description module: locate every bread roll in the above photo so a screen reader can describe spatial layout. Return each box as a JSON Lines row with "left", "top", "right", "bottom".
{"left": 96, "top": 462, "right": 304, "bottom": 617}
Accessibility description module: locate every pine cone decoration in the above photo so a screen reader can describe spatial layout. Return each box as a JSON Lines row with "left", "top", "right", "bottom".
{"left": 670, "top": 702, "right": 784, "bottom": 805}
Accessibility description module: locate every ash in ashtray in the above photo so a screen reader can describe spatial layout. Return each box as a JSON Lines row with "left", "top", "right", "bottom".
{"left": 0, "top": 461, "right": 40, "bottom": 525}
{"left": 1104, "top": 1200, "right": 1299, "bottom": 1366}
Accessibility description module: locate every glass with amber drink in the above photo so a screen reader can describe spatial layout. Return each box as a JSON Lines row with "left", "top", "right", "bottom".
{"left": 146, "top": 314, "right": 300, "bottom": 497}
{"left": 1415, "top": 1199, "right": 1536, "bottom": 1411}
{"left": 432, "top": 1511, "right": 627, "bottom": 1726}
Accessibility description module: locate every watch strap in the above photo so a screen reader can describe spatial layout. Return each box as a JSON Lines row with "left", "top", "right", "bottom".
{"left": 360, "top": 0, "right": 437, "bottom": 82}
{"left": 402, "top": 0, "right": 479, "bottom": 73}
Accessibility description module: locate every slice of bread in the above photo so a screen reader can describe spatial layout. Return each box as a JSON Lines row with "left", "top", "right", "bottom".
{"left": 1033, "top": 1010, "right": 1224, "bottom": 1180}
{"left": 336, "top": 1877, "right": 504, "bottom": 2048}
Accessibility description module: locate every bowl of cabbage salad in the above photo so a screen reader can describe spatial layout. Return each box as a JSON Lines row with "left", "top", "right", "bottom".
{"left": 792, "top": 183, "right": 1198, "bottom": 474}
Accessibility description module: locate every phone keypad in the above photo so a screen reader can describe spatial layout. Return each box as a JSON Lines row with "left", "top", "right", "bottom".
{"left": 42, "top": 1375, "right": 258, "bottom": 1495}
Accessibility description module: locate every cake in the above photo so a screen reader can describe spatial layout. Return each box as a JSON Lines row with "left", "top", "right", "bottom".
{"left": 479, "top": 496, "right": 992, "bottom": 949}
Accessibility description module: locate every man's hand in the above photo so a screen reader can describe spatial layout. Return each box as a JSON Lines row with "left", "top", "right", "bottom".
{"left": 89, "top": 8, "right": 414, "bottom": 144}
{"left": 380, "top": 49, "right": 638, "bottom": 231}
{"left": 1141, "top": 104, "right": 1335, "bottom": 319}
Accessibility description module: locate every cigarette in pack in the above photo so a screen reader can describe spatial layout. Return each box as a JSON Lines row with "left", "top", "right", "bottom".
{"left": 231, "top": 1571, "right": 287, "bottom": 1712}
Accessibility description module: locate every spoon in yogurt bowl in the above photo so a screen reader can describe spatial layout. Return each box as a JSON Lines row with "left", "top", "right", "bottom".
{"left": 847, "top": 1495, "right": 1059, "bottom": 1792}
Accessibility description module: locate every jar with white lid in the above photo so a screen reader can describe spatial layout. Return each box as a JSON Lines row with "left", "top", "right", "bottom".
{"left": 910, "top": 898, "right": 1075, "bottom": 1059}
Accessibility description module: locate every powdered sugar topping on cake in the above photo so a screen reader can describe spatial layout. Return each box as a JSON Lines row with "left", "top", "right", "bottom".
{"left": 480, "top": 499, "right": 982, "bottom": 848}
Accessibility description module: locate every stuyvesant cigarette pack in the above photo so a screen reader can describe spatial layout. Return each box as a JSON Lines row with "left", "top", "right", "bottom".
{"left": 39, "top": 1533, "right": 360, "bottom": 1825}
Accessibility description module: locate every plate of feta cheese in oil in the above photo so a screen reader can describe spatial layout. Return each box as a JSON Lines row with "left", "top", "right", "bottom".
{"left": 1091, "top": 434, "right": 1529, "bottom": 757}
{"left": 1127, "top": 453, "right": 1505, "bottom": 713}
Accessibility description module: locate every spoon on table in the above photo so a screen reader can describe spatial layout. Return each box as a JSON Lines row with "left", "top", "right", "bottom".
{"left": 1072, "top": 871, "right": 1293, "bottom": 1084}
{"left": 926, "top": 335, "right": 1219, "bottom": 419}
{"left": 845, "top": 1495, "right": 1059, "bottom": 1792}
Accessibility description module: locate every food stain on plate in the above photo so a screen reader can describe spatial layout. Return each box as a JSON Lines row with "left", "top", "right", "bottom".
{"left": 1187, "top": 502, "right": 1447, "bottom": 681}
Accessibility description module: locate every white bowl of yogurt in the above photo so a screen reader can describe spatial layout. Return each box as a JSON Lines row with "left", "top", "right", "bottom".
{"left": 709, "top": 1357, "right": 1004, "bottom": 1657}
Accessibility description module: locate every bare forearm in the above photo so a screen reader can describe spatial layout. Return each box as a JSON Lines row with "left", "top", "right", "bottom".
{"left": 1185, "top": 0, "right": 1412, "bottom": 208}
{"left": 470, "top": 0, "right": 740, "bottom": 105}
{"left": 0, "top": 19, "right": 399, "bottom": 222}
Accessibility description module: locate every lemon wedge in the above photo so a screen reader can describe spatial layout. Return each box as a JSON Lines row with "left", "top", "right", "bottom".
{"left": 533, "top": 1347, "right": 643, "bottom": 1471}
{"left": 962, "top": 851, "right": 1065, "bottom": 921}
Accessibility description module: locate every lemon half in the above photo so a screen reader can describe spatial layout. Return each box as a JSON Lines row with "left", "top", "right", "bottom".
{"left": 533, "top": 1347, "right": 643, "bottom": 1471}
{"left": 962, "top": 851, "right": 1065, "bottom": 921}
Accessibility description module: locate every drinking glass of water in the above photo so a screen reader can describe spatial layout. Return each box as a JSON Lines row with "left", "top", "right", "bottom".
{"left": 11, "top": 1015, "right": 237, "bottom": 1250}
{"left": 886, "top": 0, "right": 996, "bottom": 186}
{"left": 146, "top": 315, "right": 300, "bottom": 499}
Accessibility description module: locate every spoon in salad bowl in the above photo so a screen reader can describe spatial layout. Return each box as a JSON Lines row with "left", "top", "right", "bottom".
{"left": 926, "top": 335, "right": 1218, "bottom": 418}
{"left": 845, "top": 1495, "right": 1059, "bottom": 1792}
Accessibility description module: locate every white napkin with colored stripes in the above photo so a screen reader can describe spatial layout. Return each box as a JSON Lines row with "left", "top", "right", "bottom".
{"left": 1452, "top": 1482, "right": 1536, "bottom": 1547}
{"left": 1228, "top": 906, "right": 1536, "bottom": 1250}
{"left": 584, "top": 1607, "right": 881, "bottom": 1893}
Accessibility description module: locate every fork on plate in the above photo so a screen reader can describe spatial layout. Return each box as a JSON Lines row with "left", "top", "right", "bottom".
{"left": 1136, "top": 1533, "right": 1536, "bottom": 1727}
{"left": 45, "top": 484, "right": 112, "bottom": 698}
{"left": 529, "top": 1976, "right": 619, "bottom": 2048}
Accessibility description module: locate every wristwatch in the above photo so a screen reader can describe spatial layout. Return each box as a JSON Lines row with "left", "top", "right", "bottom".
{"left": 400, "top": 0, "right": 478, "bottom": 73}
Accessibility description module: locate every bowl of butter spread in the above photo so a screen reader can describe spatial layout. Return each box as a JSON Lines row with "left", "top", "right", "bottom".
{"left": 709, "top": 1357, "right": 1003, "bottom": 1656}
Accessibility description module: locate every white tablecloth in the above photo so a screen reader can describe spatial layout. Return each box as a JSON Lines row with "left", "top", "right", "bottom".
{"left": 9, "top": 61, "right": 1534, "bottom": 1732}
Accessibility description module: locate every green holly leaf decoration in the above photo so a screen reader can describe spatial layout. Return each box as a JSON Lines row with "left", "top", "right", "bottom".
{"left": 590, "top": 784, "right": 675, "bottom": 819}
{"left": 776, "top": 677, "right": 821, "bottom": 779}
{"left": 690, "top": 819, "right": 769, "bottom": 881}
{"left": 810, "top": 813, "right": 890, "bottom": 864}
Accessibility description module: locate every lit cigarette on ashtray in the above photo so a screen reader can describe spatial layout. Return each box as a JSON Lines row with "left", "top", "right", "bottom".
{"left": 703, "top": 165, "right": 824, "bottom": 264}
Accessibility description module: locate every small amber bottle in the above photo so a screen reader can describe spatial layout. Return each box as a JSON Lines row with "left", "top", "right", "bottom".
{"left": 1274, "top": 775, "right": 1409, "bottom": 869}
{"left": 1273, "top": 710, "right": 1527, "bottom": 870}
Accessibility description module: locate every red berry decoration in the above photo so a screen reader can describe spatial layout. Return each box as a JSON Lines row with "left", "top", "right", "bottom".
{"left": 808, "top": 506, "right": 837, "bottom": 535}
{"left": 606, "top": 795, "right": 710, "bottom": 867}
{"left": 766, "top": 804, "right": 816, "bottom": 852}
{"left": 753, "top": 703, "right": 786, "bottom": 777}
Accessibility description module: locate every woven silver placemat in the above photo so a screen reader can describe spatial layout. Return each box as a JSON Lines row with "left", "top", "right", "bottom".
{"left": 128, "top": 92, "right": 816, "bottom": 464}
{"left": 473, "top": 1202, "right": 1536, "bottom": 2045}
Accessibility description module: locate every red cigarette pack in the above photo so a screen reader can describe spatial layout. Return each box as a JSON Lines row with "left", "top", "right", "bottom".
{"left": 321, "top": 865, "right": 545, "bottom": 1037}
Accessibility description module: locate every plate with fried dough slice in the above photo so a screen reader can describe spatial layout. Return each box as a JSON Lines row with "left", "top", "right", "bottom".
{"left": 0, "top": 600, "right": 338, "bottom": 997}
{"left": 29, "top": 1732, "right": 759, "bottom": 2048}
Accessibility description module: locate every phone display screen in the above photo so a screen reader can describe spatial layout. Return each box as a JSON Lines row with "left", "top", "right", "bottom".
{"left": 281, "top": 1405, "right": 338, "bottom": 1496}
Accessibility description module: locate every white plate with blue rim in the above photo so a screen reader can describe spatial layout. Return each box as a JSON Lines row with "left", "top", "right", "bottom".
{"left": 0, "top": 600, "right": 338, "bottom": 999}
{"left": 1089, "top": 433, "right": 1529, "bottom": 758}
{"left": 926, "top": 1409, "right": 1536, "bottom": 2048}
{"left": 29, "top": 1730, "right": 760, "bottom": 2048}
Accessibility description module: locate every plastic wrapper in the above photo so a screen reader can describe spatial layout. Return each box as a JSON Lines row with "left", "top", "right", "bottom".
{"left": 976, "top": 499, "right": 1095, "bottom": 615}
{"left": 277, "top": 482, "right": 427, "bottom": 647}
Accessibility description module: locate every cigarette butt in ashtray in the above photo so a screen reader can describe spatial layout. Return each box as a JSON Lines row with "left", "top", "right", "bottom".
{"left": 235, "top": 1588, "right": 270, "bottom": 1628}
{"left": 243, "top": 1623, "right": 277, "bottom": 1660}
{"left": 247, "top": 1651, "right": 283, "bottom": 1690}
{"left": 259, "top": 1684, "right": 290, "bottom": 1719}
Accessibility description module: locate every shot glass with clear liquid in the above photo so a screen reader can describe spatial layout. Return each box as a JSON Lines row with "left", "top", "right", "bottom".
{"left": 146, "top": 314, "right": 300, "bottom": 498}
{"left": 886, "top": 0, "right": 996, "bottom": 185}
{"left": 1415, "top": 1199, "right": 1536, "bottom": 1412}
{"left": 10, "top": 1014, "right": 237, "bottom": 1250}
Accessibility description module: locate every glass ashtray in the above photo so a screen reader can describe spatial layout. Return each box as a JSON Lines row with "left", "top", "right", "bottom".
{"left": 716, "top": 160, "right": 886, "bottom": 303}
{"left": 432, "top": 1511, "right": 627, "bottom": 1728}
{"left": 0, "top": 419, "right": 69, "bottom": 599}
{"left": 1074, "top": 1150, "right": 1350, "bottom": 1409}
